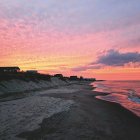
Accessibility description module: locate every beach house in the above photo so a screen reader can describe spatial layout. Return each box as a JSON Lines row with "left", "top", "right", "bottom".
{"left": 0, "top": 67, "right": 20, "bottom": 73}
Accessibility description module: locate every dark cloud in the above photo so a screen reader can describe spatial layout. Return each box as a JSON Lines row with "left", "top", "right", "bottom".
{"left": 72, "top": 49, "right": 140, "bottom": 72}
{"left": 96, "top": 49, "right": 140, "bottom": 66}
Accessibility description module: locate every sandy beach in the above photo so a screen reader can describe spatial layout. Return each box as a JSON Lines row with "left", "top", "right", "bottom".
{"left": 15, "top": 82, "right": 140, "bottom": 140}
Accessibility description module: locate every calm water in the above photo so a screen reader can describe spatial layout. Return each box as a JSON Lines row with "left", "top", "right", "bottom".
{"left": 92, "top": 80, "right": 140, "bottom": 117}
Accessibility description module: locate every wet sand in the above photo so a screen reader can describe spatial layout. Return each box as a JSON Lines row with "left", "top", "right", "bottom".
{"left": 18, "top": 82, "right": 140, "bottom": 140}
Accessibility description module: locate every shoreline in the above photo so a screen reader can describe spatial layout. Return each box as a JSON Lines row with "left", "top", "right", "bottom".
{"left": 95, "top": 95, "right": 140, "bottom": 120}
{"left": 89, "top": 89, "right": 140, "bottom": 119}
{"left": 95, "top": 94, "right": 140, "bottom": 119}
{"left": 17, "top": 82, "right": 140, "bottom": 140}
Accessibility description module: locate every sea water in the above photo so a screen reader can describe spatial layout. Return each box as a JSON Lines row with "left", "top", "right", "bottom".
{"left": 92, "top": 80, "right": 140, "bottom": 117}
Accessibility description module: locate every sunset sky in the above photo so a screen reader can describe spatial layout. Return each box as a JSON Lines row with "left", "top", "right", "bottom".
{"left": 0, "top": 0, "right": 140, "bottom": 80}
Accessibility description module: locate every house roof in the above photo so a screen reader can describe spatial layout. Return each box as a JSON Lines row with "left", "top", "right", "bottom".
{"left": 0, "top": 67, "right": 20, "bottom": 70}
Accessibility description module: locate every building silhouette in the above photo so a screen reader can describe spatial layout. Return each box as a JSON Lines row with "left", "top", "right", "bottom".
{"left": 0, "top": 67, "right": 20, "bottom": 73}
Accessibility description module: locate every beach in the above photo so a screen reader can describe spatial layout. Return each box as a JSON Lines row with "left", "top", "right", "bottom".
{"left": 1, "top": 0, "right": 140, "bottom": 139}
{"left": 13, "top": 82, "right": 140, "bottom": 140}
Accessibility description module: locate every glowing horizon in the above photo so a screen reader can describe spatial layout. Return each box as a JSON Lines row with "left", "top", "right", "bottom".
{"left": 0, "top": 0, "right": 140, "bottom": 80}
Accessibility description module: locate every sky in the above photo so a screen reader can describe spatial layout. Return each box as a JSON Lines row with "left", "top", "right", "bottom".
{"left": 0, "top": 0, "right": 140, "bottom": 80}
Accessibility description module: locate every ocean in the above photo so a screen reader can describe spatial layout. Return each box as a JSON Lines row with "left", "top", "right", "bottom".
{"left": 92, "top": 80, "right": 140, "bottom": 117}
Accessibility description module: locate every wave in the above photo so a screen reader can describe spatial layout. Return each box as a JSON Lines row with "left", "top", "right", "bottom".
{"left": 92, "top": 80, "right": 140, "bottom": 117}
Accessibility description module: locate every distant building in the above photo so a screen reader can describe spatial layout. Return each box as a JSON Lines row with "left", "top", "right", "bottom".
{"left": 84, "top": 78, "right": 96, "bottom": 81}
{"left": 80, "top": 76, "right": 84, "bottom": 80}
{"left": 26, "top": 70, "right": 38, "bottom": 74}
{"left": 54, "top": 74, "right": 63, "bottom": 78}
{"left": 0, "top": 67, "right": 20, "bottom": 73}
{"left": 91, "top": 78, "right": 96, "bottom": 81}
{"left": 70, "top": 76, "right": 79, "bottom": 80}
{"left": 63, "top": 76, "right": 70, "bottom": 80}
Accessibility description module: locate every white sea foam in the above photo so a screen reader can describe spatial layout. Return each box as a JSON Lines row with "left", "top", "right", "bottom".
{"left": 128, "top": 97, "right": 140, "bottom": 104}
